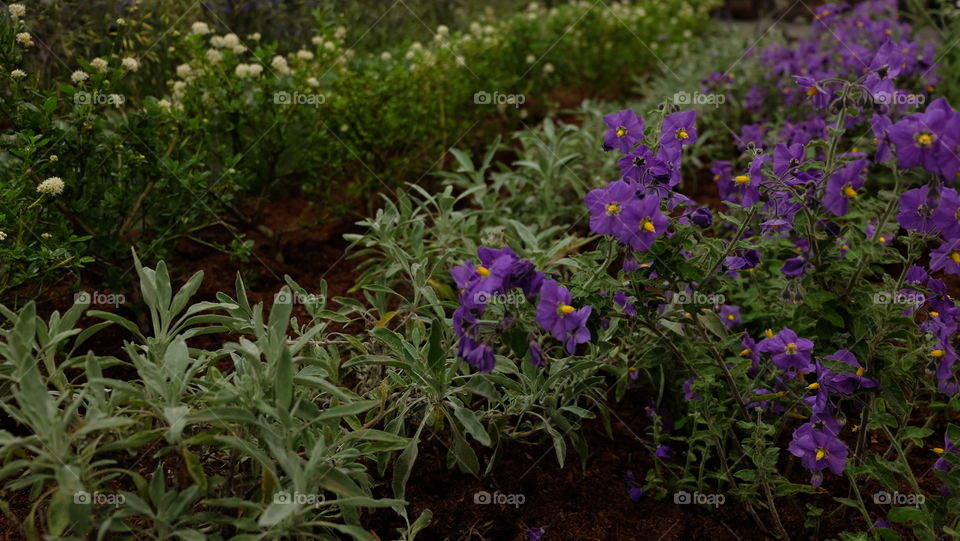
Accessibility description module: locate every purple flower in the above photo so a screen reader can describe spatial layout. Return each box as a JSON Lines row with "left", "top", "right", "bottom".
{"left": 934, "top": 434, "right": 958, "bottom": 471}
{"left": 719, "top": 305, "right": 741, "bottom": 328}
{"left": 655, "top": 444, "right": 675, "bottom": 459}
{"left": 794, "top": 76, "right": 832, "bottom": 109}
{"left": 585, "top": 181, "right": 636, "bottom": 237}
{"left": 787, "top": 423, "right": 849, "bottom": 484}
{"left": 930, "top": 239, "right": 960, "bottom": 275}
{"left": 535, "top": 280, "right": 592, "bottom": 354}
{"left": 932, "top": 187, "right": 960, "bottom": 239}
{"left": 821, "top": 349, "right": 879, "bottom": 394}
{"left": 529, "top": 340, "right": 545, "bottom": 367}
{"left": 711, "top": 160, "right": 734, "bottom": 200}
{"left": 682, "top": 377, "right": 701, "bottom": 401}
{"left": 690, "top": 207, "right": 713, "bottom": 228}
{"left": 604, "top": 109, "right": 645, "bottom": 154}
{"left": 613, "top": 290, "right": 637, "bottom": 317}
{"left": 823, "top": 159, "right": 868, "bottom": 216}
{"left": 457, "top": 337, "right": 496, "bottom": 373}
{"left": 781, "top": 256, "right": 809, "bottom": 278}
{"left": 889, "top": 114, "right": 941, "bottom": 172}
{"left": 620, "top": 196, "right": 669, "bottom": 252}
{"left": 897, "top": 185, "right": 940, "bottom": 235}
{"left": 757, "top": 328, "right": 814, "bottom": 372}
{"left": 870, "top": 114, "right": 893, "bottom": 163}
{"left": 773, "top": 143, "right": 806, "bottom": 179}
{"left": 661, "top": 110, "right": 697, "bottom": 149}
{"left": 626, "top": 470, "right": 644, "bottom": 501}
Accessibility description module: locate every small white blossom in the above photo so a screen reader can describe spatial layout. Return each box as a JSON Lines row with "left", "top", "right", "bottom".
{"left": 248, "top": 64, "right": 263, "bottom": 77}
{"left": 40, "top": 232, "right": 52, "bottom": 239}
{"left": 334, "top": 26, "right": 347, "bottom": 41}
{"left": 191, "top": 21, "right": 210, "bottom": 35}
{"left": 90, "top": 57, "right": 108, "bottom": 72}
{"left": 16, "top": 32, "right": 33, "bottom": 47}
{"left": 380, "top": 51, "right": 392, "bottom": 61}
{"left": 8, "top": 3, "right": 26, "bottom": 20}
{"left": 271, "top": 55, "right": 290, "bottom": 74}
{"left": 410, "top": 42, "right": 422, "bottom": 52}
{"left": 157, "top": 98, "right": 172, "bottom": 111}
{"left": 115, "top": 18, "right": 126, "bottom": 26}
{"left": 121, "top": 57, "right": 140, "bottom": 71}
{"left": 248, "top": 32, "right": 261, "bottom": 41}
{"left": 323, "top": 41, "right": 335, "bottom": 51}
{"left": 0, "top": 231, "right": 6, "bottom": 241}
{"left": 436, "top": 24, "right": 449, "bottom": 37}
{"left": 231, "top": 44, "right": 247, "bottom": 54}
{"left": 312, "top": 36, "right": 324, "bottom": 46}
{"left": 210, "top": 35, "right": 225, "bottom": 48}
{"left": 306, "top": 76, "right": 319, "bottom": 87}
{"left": 37, "top": 177, "right": 65, "bottom": 196}
{"left": 542, "top": 62, "right": 555, "bottom": 74}
{"left": 297, "top": 49, "right": 314, "bottom": 60}
{"left": 10, "top": 69, "right": 25, "bottom": 80}
{"left": 222, "top": 33, "right": 240, "bottom": 49}
{"left": 205, "top": 49, "right": 222, "bottom": 63}
{"left": 525, "top": 54, "right": 536, "bottom": 64}
{"left": 234, "top": 64, "right": 250, "bottom": 78}
{"left": 455, "top": 55, "right": 465, "bottom": 66}
{"left": 71, "top": 70, "right": 89, "bottom": 83}
{"left": 49, "top": 155, "right": 58, "bottom": 162}
{"left": 172, "top": 81, "right": 187, "bottom": 98}
{"left": 176, "top": 63, "right": 192, "bottom": 79}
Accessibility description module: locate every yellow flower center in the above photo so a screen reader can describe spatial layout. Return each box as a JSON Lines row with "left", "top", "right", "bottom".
{"left": 878, "top": 236, "right": 886, "bottom": 244}
{"left": 952, "top": 252, "right": 960, "bottom": 264}
{"left": 807, "top": 382, "right": 820, "bottom": 390}
{"left": 476, "top": 266, "right": 490, "bottom": 277}
{"left": 785, "top": 342, "right": 798, "bottom": 354}
{"left": 558, "top": 304, "right": 575, "bottom": 315}
{"left": 934, "top": 447, "right": 945, "bottom": 454}
{"left": 727, "top": 314, "right": 735, "bottom": 321}
{"left": 734, "top": 175, "right": 750, "bottom": 185}
{"left": 607, "top": 202, "right": 621, "bottom": 216}
{"left": 677, "top": 128, "right": 689, "bottom": 140}
{"left": 616, "top": 126, "right": 627, "bottom": 138}
{"left": 806, "top": 87, "right": 819, "bottom": 97}
{"left": 841, "top": 244, "right": 849, "bottom": 251}
{"left": 641, "top": 219, "right": 656, "bottom": 233}
{"left": 842, "top": 184, "right": 857, "bottom": 198}
{"left": 931, "top": 311, "right": 940, "bottom": 317}
{"left": 740, "top": 348, "right": 752, "bottom": 356}
{"left": 816, "top": 448, "right": 827, "bottom": 460}
{"left": 856, "top": 366, "right": 865, "bottom": 377}
{"left": 931, "top": 349, "right": 946, "bottom": 358}
{"left": 764, "top": 329, "right": 774, "bottom": 338}
{"left": 916, "top": 133, "right": 934, "bottom": 147}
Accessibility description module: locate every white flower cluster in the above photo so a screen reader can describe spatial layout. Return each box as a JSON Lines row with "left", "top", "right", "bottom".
{"left": 37, "top": 177, "right": 65, "bottom": 196}
{"left": 16, "top": 32, "right": 33, "bottom": 48}
{"left": 234, "top": 63, "right": 263, "bottom": 78}
{"left": 8, "top": 3, "right": 26, "bottom": 20}
{"left": 71, "top": 70, "right": 89, "bottom": 84}
{"left": 121, "top": 57, "right": 140, "bottom": 71}
{"left": 90, "top": 58, "right": 108, "bottom": 72}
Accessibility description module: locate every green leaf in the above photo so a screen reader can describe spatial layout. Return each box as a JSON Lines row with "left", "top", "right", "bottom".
{"left": 887, "top": 506, "right": 924, "bottom": 522}
{"left": 453, "top": 406, "right": 491, "bottom": 446}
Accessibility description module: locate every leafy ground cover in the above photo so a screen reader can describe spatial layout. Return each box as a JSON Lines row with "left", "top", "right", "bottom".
{"left": 3, "top": 1, "right": 960, "bottom": 540}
